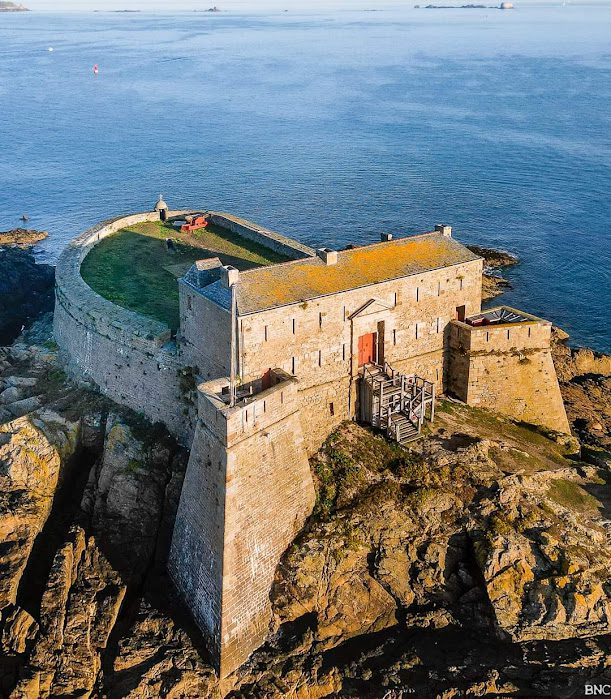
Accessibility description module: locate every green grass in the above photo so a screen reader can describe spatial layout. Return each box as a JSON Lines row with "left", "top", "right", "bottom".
{"left": 80, "top": 220, "right": 289, "bottom": 331}
{"left": 547, "top": 479, "right": 600, "bottom": 514}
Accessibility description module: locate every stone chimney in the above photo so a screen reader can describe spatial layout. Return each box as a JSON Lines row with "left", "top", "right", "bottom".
{"left": 381, "top": 232, "right": 393, "bottom": 242}
{"left": 221, "top": 265, "right": 240, "bottom": 287}
{"left": 435, "top": 224, "right": 452, "bottom": 238}
{"left": 316, "top": 248, "right": 338, "bottom": 265}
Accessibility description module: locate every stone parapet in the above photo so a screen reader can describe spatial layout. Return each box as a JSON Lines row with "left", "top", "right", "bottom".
{"left": 207, "top": 211, "right": 315, "bottom": 260}
{"left": 449, "top": 306, "right": 552, "bottom": 355}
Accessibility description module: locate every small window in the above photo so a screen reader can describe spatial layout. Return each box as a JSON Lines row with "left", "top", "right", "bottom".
{"left": 319, "top": 312, "right": 323, "bottom": 328}
{"left": 394, "top": 292, "right": 398, "bottom": 305}
{"left": 318, "top": 350, "right": 322, "bottom": 367}
{"left": 342, "top": 343, "right": 346, "bottom": 360}
{"left": 264, "top": 325, "right": 268, "bottom": 341}
{"left": 507, "top": 329, "right": 510, "bottom": 340}
{"left": 393, "top": 329, "right": 397, "bottom": 345}
{"left": 291, "top": 357, "right": 296, "bottom": 374}
{"left": 528, "top": 327, "right": 531, "bottom": 338}
{"left": 187, "top": 295, "right": 192, "bottom": 311}
{"left": 416, "top": 287, "right": 420, "bottom": 302}
{"left": 292, "top": 318, "right": 296, "bottom": 334}
{"left": 437, "top": 281, "right": 441, "bottom": 296}
{"left": 329, "top": 402, "right": 335, "bottom": 416}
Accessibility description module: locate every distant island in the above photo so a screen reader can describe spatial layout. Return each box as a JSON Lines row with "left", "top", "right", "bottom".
{"left": 415, "top": 2, "right": 513, "bottom": 7}
{"left": 0, "top": 1, "right": 29, "bottom": 11}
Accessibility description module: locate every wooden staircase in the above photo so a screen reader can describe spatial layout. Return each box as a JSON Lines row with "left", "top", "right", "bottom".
{"left": 360, "top": 363, "right": 435, "bottom": 444}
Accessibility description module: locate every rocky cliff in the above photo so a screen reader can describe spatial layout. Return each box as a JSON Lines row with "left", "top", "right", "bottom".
{"left": 0, "top": 314, "right": 608, "bottom": 698}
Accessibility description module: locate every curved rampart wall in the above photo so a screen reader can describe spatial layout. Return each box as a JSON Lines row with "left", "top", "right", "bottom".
{"left": 53, "top": 210, "right": 197, "bottom": 445}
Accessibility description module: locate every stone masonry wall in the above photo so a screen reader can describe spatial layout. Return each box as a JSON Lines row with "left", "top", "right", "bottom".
{"left": 53, "top": 210, "right": 197, "bottom": 445}
{"left": 236, "top": 257, "right": 483, "bottom": 454}
{"left": 447, "top": 311, "right": 570, "bottom": 433}
{"left": 169, "top": 373, "right": 315, "bottom": 677}
{"left": 207, "top": 211, "right": 315, "bottom": 260}
{"left": 178, "top": 279, "right": 231, "bottom": 381}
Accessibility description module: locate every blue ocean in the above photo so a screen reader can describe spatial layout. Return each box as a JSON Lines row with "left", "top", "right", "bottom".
{"left": 0, "top": 6, "right": 609, "bottom": 351}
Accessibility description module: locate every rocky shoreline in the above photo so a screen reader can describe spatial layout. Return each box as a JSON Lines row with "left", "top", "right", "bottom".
{"left": 0, "top": 230, "right": 47, "bottom": 247}
{"left": 466, "top": 244, "right": 519, "bottom": 301}
{"left": 0, "top": 231, "right": 54, "bottom": 347}
{"left": 0, "top": 235, "right": 608, "bottom": 697}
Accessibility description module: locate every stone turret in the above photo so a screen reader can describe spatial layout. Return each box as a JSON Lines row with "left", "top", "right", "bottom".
{"left": 154, "top": 194, "right": 169, "bottom": 221}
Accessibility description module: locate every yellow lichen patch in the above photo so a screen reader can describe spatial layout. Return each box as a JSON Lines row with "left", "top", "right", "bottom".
{"left": 237, "top": 233, "right": 479, "bottom": 314}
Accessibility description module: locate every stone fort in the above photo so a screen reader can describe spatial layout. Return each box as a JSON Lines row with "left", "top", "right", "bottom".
{"left": 53, "top": 201, "right": 569, "bottom": 677}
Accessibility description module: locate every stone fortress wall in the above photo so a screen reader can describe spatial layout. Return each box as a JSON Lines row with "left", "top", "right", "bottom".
{"left": 53, "top": 210, "right": 197, "bottom": 445}
{"left": 207, "top": 211, "right": 315, "bottom": 259}
{"left": 233, "top": 257, "right": 483, "bottom": 454}
{"left": 169, "top": 369, "right": 315, "bottom": 677}
{"left": 53, "top": 209, "right": 315, "bottom": 447}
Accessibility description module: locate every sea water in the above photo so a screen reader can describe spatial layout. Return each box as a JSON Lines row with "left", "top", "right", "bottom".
{"left": 0, "top": 5, "right": 609, "bottom": 351}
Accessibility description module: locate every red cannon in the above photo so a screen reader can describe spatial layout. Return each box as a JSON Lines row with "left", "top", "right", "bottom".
{"left": 181, "top": 214, "right": 209, "bottom": 233}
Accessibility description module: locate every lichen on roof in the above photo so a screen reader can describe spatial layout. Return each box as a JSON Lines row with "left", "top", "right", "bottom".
{"left": 231, "top": 232, "right": 481, "bottom": 315}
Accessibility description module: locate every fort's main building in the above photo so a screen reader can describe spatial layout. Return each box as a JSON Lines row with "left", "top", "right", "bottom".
{"left": 54, "top": 203, "right": 569, "bottom": 677}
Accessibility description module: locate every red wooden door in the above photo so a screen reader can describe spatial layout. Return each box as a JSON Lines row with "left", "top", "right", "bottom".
{"left": 358, "top": 332, "right": 377, "bottom": 367}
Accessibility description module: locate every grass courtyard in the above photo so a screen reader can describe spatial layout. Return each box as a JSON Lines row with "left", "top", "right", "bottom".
{"left": 80, "top": 220, "right": 289, "bottom": 331}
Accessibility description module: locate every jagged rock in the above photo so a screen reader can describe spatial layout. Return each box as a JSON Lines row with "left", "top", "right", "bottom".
{"left": 82, "top": 414, "right": 173, "bottom": 583}
{"left": 0, "top": 385, "right": 24, "bottom": 404}
{"left": 0, "top": 605, "right": 38, "bottom": 654}
{"left": 0, "top": 413, "right": 78, "bottom": 609}
{"left": 0, "top": 247, "right": 54, "bottom": 346}
{"left": 13, "top": 527, "right": 126, "bottom": 699}
{"left": 6, "top": 396, "right": 43, "bottom": 418}
{"left": 106, "top": 601, "right": 219, "bottom": 699}
{"left": 0, "top": 229, "right": 47, "bottom": 246}
{"left": 0, "top": 331, "right": 609, "bottom": 698}
{"left": 551, "top": 328, "right": 611, "bottom": 451}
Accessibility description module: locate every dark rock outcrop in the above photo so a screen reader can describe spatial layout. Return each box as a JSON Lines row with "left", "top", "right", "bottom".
{"left": 0, "top": 247, "right": 54, "bottom": 346}
{"left": 467, "top": 244, "right": 518, "bottom": 301}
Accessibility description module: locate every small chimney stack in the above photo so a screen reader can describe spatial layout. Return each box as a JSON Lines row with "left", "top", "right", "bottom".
{"left": 221, "top": 265, "right": 240, "bottom": 287}
{"left": 381, "top": 232, "right": 393, "bottom": 242}
{"left": 435, "top": 224, "right": 452, "bottom": 238}
{"left": 316, "top": 248, "right": 338, "bottom": 265}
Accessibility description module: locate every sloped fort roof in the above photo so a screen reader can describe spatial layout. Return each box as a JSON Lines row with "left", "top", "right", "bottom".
{"left": 198, "top": 232, "right": 481, "bottom": 315}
